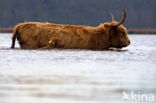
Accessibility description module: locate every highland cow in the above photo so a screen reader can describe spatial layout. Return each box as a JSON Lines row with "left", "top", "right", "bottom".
{"left": 11, "top": 9, "right": 130, "bottom": 50}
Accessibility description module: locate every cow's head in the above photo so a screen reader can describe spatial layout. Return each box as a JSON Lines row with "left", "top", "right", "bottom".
{"left": 104, "top": 9, "right": 130, "bottom": 49}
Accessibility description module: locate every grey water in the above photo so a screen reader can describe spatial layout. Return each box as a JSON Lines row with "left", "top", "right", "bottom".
{"left": 0, "top": 33, "right": 156, "bottom": 103}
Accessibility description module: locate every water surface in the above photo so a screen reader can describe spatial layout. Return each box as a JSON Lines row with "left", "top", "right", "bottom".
{"left": 0, "top": 33, "right": 156, "bottom": 103}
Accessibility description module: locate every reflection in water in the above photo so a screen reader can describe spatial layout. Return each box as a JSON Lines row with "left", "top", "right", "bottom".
{"left": 0, "top": 34, "right": 156, "bottom": 103}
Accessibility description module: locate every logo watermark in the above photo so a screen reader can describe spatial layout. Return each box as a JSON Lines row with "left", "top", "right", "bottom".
{"left": 122, "top": 91, "right": 155, "bottom": 103}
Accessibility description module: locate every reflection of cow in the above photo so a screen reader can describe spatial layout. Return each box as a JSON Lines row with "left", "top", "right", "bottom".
{"left": 11, "top": 9, "right": 130, "bottom": 50}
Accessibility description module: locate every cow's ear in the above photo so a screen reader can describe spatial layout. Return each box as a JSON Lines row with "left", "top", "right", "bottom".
{"left": 104, "top": 23, "right": 113, "bottom": 31}
{"left": 104, "top": 23, "right": 111, "bottom": 28}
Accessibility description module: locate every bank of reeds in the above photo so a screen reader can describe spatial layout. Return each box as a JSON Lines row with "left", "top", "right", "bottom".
{"left": 0, "top": 28, "right": 13, "bottom": 33}
{"left": 0, "top": 28, "right": 156, "bottom": 34}
{"left": 128, "top": 29, "right": 156, "bottom": 34}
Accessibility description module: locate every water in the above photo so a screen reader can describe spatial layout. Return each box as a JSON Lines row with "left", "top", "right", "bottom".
{"left": 0, "top": 33, "right": 156, "bottom": 103}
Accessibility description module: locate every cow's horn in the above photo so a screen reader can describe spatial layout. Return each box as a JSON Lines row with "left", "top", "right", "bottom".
{"left": 113, "top": 9, "right": 127, "bottom": 27}
{"left": 109, "top": 12, "right": 115, "bottom": 21}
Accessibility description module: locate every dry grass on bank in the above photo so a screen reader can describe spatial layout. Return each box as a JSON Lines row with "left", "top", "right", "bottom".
{"left": 0, "top": 28, "right": 13, "bottom": 33}
{"left": 0, "top": 28, "right": 156, "bottom": 34}
{"left": 128, "top": 29, "right": 156, "bottom": 34}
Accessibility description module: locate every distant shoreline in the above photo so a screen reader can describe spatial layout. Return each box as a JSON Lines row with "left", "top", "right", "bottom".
{"left": 0, "top": 28, "right": 13, "bottom": 33}
{"left": 128, "top": 29, "right": 156, "bottom": 34}
{"left": 0, "top": 28, "right": 156, "bottom": 34}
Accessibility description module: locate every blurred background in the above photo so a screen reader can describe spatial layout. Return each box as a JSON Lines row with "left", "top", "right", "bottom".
{"left": 0, "top": 0, "right": 156, "bottom": 29}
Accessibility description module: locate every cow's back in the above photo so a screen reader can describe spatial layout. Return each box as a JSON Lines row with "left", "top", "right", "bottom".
{"left": 16, "top": 22, "right": 93, "bottom": 49}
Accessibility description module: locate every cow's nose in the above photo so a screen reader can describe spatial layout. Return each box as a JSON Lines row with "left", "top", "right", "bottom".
{"left": 128, "top": 40, "right": 130, "bottom": 45}
{"left": 126, "top": 40, "right": 130, "bottom": 46}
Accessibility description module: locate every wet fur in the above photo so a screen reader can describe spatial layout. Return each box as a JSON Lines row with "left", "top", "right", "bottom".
{"left": 11, "top": 21, "right": 130, "bottom": 50}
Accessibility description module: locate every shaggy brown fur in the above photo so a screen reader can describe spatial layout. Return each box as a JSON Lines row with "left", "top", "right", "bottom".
{"left": 11, "top": 10, "right": 130, "bottom": 50}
